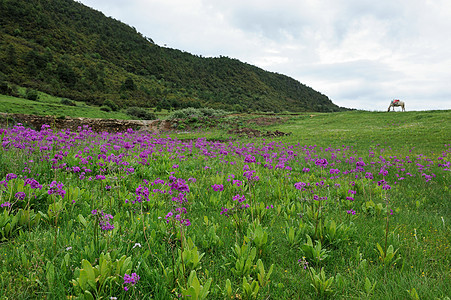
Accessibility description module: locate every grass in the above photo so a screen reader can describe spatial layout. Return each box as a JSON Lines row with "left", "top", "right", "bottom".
{"left": 0, "top": 91, "right": 134, "bottom": 120}
{"left": 0, "top": 107, "right": 450, "bottom": 299}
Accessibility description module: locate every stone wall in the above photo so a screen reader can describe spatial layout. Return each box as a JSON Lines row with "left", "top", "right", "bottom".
{"left": 0, "top": 113, "right": 177, "bottom": 133}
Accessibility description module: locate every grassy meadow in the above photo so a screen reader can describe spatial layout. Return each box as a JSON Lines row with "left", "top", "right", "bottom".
{"left": 0, "top": 108, "right": 450, "bottom": 299}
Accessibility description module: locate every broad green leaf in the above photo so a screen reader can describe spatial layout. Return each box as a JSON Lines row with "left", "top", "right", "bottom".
{"left": 81, "top": 259, "right": 96, "bottom": 283}
{"left": 78, "top": 214, "right": 88, "bottom": 228}
{"left": 199, "top": 277, "right": 212, "bottom": 300}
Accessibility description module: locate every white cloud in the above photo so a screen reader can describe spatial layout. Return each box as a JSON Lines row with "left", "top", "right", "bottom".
{"left": 79, "top": 0, "right": 451, "bottom": 111}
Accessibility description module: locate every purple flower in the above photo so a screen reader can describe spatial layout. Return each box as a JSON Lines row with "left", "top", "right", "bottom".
{"left": 47, "top": 181, "right": 66, "bottom": 199}
{"left": 232, "top": 180, "right": 243, "bottom": 187}
{"left": 382, "top": 184, "right": 391, "bottom": 190}
{"left": 379, "top": 169, "right": 389, "bottom": 176}
{"left": 220, "top": 207, "right": 229, "bottom": 217}
{"left": 232, "top": 194, "right": 246, "bottom": 202}
{"left": 1, "top": 202, "right": 11, "bottom": 208}
{"left": 94, "top": 211, "right": 114, "bottom": 231}
{"left": 15, "top": 192, "right": 26, "bottom": 200}
{"left": 123, "top": 273, "right": 140, "bottom": 291}
{"left": 315, "top": 158, "right": 328, "bottom": 168}
{"left": 377, "top": 179, "right": 386, "bottom": 186}
{"left": 298, "top": 257, "right": 309, "bottom": 270}
{"left": 164, "top": 211, "right": 173, "bottom": 222}
{"left": 212, "top": 184, "right": 224, "bottom": 192}
{"left": 5, "top": 173, "right": 17, "bottom": 181}
{"left": 294, "top": 182, "right": 307, "bottom": 190}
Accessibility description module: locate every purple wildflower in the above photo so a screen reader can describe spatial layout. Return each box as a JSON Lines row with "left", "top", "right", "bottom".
{"left": 315, "top": 158, "right": 328, "bottom": 168}
{"left": 212, "top": 184, "right": 224, "bottom": 192}
{"left": 123, "top": 273, "right": 140, "bottom": 291}
{"left": 1, "top": 202, "right": 11, "bottom": 208}
{"left": 5, "top": 173, "right": 17, "bottom": 181}
{"left": 233, "top": 194, "right": 246, "bottom": 202}
{"left": 15, "top": 192, "right": 26, "bottom": 200}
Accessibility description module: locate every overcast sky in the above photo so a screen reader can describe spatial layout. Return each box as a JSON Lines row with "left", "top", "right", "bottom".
{"left": 78, "top": 0, "right": 451, "bottom": 111}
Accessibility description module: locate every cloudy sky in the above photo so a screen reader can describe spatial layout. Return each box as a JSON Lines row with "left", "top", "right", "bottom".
{"left": 78, "top": 0, "right": 451, "bottom": 111}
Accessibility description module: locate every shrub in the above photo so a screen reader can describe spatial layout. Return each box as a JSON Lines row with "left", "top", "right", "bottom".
{"left": 103, "top": 99, "right": 119, "bottom": 111}
{"left": 100, "top": 106, "right": 111, "bottom": 112}
{"left": 25, "top": 88, "right": 39, "bottom": 101}
{"left": 0, "top": 82, "right": 13, "bottom": 96}
{"left": 167, "top": 107, "right": 229, "bottom": 120}
{"left": 126, "top": 107, "right": 156, "bottom": 120}
{"left": 60, "top": 98, "right": 76, "bottom": 106}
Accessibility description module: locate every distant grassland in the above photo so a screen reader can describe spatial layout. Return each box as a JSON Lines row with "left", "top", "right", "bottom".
{"left": 276, "top": 110, "right": 451, "bottom": 153}
{"left": 1, "top": 90, "right": 450, "bottom": 155}
{"left": 0, "top": 90, "right": 161, "bottom": 120}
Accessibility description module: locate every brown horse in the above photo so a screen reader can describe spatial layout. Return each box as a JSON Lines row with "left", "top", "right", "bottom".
{"left": 387, "top": 100, "right": 405, "bottom": 112}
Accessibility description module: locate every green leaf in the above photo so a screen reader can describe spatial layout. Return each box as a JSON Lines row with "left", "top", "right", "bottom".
{"left": 81, "top": 259, "right": 96, "bottom": 290}
{"left": 78, "top": 269, "right": 88, "bottom": 291}
{"left": 364, "top": 277, "right": 372, "bottom": 293}
{"left": 84, "top": 290, "right": 95, "bottom": 300}
{"left": 199, "top": 277, "right": 212, "bottom": 300}
{"left": 188, "top": 270, "right": 201, "bottom": 296}
{"left": 78, "top": 214, "right": 88, "bottom": 228}
{"left": 376, "top": 243, "right": 384, "bottom": 259}
{"left": 182, "top": 287, "right": 197, "bottom": 300}
{"left": 225, "top": 279, "right": 232, "bottom": 297}
{"left": 46, "top": 261, "right": 55, "bottom": 289}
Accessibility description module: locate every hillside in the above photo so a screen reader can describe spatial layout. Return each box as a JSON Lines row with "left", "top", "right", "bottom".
{"left": 0, "top": 0, "right": 346, "bottom": 113}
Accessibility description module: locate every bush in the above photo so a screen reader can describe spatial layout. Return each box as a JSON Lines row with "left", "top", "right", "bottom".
{"left": 126, "top": 107, "right": 156, "bottom": 120}
{"left": 25, "top": 88, "right": 39, "bottom": 101}
{"left": 100, "top": 105, "right": 111, "bottom": 112}
{"left": 60, "top": 98, "right": 76, "bottom": 106}
{"left": 0, "top": 82, "right": 13, "bottom": 95}
{"left": 104, "top": 99, "right": 119, "bottom": 111}
{"left": 167, "top": 107, "right": 229, "bottom": 120}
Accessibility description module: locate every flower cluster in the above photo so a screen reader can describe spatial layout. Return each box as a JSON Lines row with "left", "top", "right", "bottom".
{"left": 47, "top": 181, "right": 66, "bottom": 199}
{"left": 123, "top": 273, "right": 140, "bottom": 291}
{"left": 211, "top": 184, "right": 224, "bottom": 191}
{"left": 220, "top": 194, "right": 250, "bottom": 217}
{"left": 164, "top": 207, "right": 191, "bottom": 226}
{"left": 92, "top": 209, "right": 114, "bottom": 231}
{"left": 298, "top": 257, "right": 309, "bottom": 270}
{"left": 15, "top": 192, "right": 26, "bottom": 200}
{"left": 24, "top": 178, "right": 43, "bottom": 190}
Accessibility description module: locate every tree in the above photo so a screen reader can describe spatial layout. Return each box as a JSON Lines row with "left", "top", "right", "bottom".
{"left": 121, "top": 77, "right": 136, "bottom": 91}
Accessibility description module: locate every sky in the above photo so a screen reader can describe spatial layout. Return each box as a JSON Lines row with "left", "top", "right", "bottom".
{"left": 78, "top": 0, "right": 451, "bottom": 111}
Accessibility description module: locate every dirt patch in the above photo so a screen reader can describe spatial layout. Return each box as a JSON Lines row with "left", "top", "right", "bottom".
{"left": 0, "top": 113, "right": 177, "bottom": 133}
{"left": 0, "top": 113, "right": 292, "bottom": 137}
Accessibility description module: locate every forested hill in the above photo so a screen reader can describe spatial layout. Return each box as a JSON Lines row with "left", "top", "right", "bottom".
{"left": 0, "top": 0, "right": 346, "bottom": 112}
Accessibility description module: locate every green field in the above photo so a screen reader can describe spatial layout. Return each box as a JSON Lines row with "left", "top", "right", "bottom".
{"left": 0, "top": 108, "right": 450, "bottom": 299}
{"left": 0, "top": 91, "right": 165, "bottom": 120}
